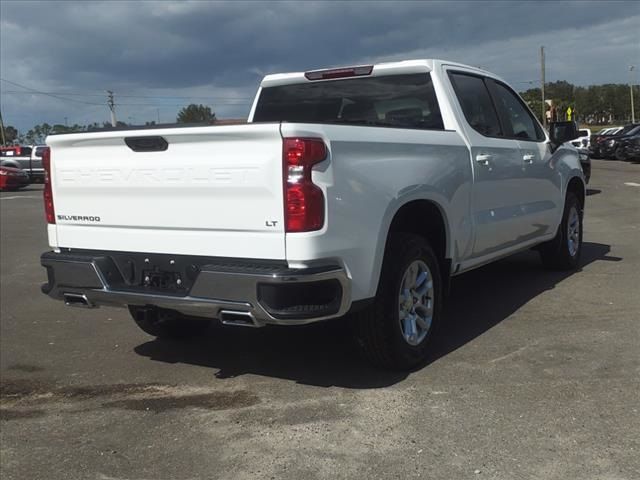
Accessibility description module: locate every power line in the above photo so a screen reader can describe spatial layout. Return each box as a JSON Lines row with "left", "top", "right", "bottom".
{"left": 109, "top": 102, "right": 251, "bottom": 106}
{"left": 1, "top": 90, "right": 251, "bottom": 106}
{"left": 0, "top": 78, "right": 253, "bottom": 115}
{"left": 0, "top": 79, "right": 252, "bottom": 101}
{"left": 119, "top": 94, "right": 252, "bottom": 100}
{"left": 0, "top": 78, "right": 104, "bottom": 106}
{"left": 1, "top": 90, "right": 253, "bottom": 101}
{"left": 1, "top": 91, "right": 251, "bottom": 107}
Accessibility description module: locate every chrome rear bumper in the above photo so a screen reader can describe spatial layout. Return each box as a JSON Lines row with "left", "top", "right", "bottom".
{"left": 41, "top": 250, "right": 351, "bottom": 326}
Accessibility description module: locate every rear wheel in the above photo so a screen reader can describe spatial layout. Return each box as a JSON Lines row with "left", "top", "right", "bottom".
{"left": 352, "top": 233, "right": 442, "bottom": 370}
{"left": 128, "top": 306, "right": 211, "bottom": 339}
{"left": 539, "top": 192, "right": 583, "bottom": 270}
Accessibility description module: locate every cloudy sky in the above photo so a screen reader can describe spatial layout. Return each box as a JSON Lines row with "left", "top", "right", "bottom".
{"left": 1, "top": 0, "right": 638, "bottom": 132}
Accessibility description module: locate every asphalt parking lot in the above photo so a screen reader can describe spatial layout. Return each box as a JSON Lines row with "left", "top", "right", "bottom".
{"left": 1, "top": 160, "right": 639, "bottom": 480}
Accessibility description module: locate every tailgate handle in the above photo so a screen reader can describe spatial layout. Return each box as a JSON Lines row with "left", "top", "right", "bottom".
{"left": 124, "top": 136, "right": 168, "bottom": 152}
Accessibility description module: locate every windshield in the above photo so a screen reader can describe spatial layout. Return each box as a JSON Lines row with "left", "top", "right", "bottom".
{"left": 624, "top": 125, "right": 640, "bottom": 136}
{"left": 618, "top": 124, "right": 639, "bottom": 135}
{"left": 253, "top": 73, "right": 444, "bottom": 131}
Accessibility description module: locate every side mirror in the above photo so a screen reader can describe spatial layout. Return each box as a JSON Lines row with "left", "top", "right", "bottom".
{"left": 549, "top": 121, "right": 580, "bottom": 148}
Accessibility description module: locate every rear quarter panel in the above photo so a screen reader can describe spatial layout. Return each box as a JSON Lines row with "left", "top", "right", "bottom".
{"left": 281, "top": 123, "right": 471, "bottom": 301}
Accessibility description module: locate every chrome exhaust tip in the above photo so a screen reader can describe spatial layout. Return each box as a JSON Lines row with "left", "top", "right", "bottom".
{"left": 219, "top": 310, "right": 260, "bottom": 328}
{"left": 63, "top": 293, "right": 94, "bottom": 308}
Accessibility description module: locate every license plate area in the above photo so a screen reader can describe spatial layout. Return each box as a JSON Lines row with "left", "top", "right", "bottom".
{"left": 141, "top": 269, "right": 186, "bottom": 292}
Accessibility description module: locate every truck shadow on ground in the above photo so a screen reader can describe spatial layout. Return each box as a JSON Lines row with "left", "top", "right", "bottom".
{"left": 135, "top": 242, "right": 619, "bottom": 389}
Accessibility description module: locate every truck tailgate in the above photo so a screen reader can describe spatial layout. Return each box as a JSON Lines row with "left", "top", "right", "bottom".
{"left": 46, "top": 124, "right": 286, "bottom": 259}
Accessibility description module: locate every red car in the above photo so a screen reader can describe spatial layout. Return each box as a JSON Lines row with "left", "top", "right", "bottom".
{"left": 0, "top": 166, "right": 31, "bottom": 191}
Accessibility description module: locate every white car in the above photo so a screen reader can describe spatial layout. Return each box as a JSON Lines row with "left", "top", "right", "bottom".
{"left": 41, "top": 59, "right": 585, "bottom": 369}
{"left": 569, "top": 128, "right": 591, "bottom": 149}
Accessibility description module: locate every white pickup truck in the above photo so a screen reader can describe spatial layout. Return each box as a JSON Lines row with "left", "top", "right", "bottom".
{"left": 41, "top": 59, "right": 585, "bottom": 369}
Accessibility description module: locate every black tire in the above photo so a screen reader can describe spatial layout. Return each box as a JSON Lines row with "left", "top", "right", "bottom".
{"left": 615, "top": 148, "right": 626, "bottom": 161}
{"left": 352, "top": 233, "right": 442, "bottom": 370}
{"left": 128, "top": 306, "right": 211, "bottom": 339}
{"left": 539, "top": 192, "right": 583, "bottom": 270}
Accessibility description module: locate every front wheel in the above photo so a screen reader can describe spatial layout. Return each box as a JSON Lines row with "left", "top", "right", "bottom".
{"left": 615, "top": 148, "right": 627, "bottom": 161}
{"left": 352, "top": 233, "right": 442, "bottom": 370}
{"left": 539, "top": 192, "right": 583, "bottom": 270}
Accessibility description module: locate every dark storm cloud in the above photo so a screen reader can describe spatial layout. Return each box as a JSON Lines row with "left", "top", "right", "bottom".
{"left": 1, "top": 1, "right": 638, "bottom": 131}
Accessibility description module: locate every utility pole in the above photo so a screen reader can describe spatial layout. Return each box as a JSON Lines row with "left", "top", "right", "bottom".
{"left": 0, "top": 109, "right": 6, "bottom": 145}
{"left": 106, "top": 90, "right": 116, "bottom": 127}
{"left": 540, "top": 46, "right": 546, "bottom": 127}
{"left": 157, "top": 108, "right": 160, "bottom": 124}
{"left": 630, "top": 65, "right": 636, "bottom": 123}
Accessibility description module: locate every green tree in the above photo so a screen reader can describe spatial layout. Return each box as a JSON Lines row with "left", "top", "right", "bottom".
{"left": 520, "top": 88, "right": 544, "bottom": 123}
{"left": 3, "top": 125, "right": 18, "bottom": 144}
{"left": 176, "top": 104, "right": 216, "bottom": 124}
{"left": 19, "top": 123, "right": 54, "bottom": 144}
{"left": 546, "top": 81, "right": 574, "bottom": 103}
{"left": 519, "top": 82, "right": 640, "bottom": 125}
{"left": 50, "top": 124, "right": 85, "bottom": 134}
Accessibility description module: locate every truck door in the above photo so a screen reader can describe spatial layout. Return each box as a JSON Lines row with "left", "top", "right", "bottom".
{"left": 485, "top": 79, "right": 560, "bottom": 240}
{"left": 448, "top": 71, "right": 526, "bottom": 258}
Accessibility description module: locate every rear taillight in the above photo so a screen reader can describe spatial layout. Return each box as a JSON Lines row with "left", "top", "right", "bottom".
{"left": 42, "top": 147, "right": 55, "bottom": 224}
{"left": 283, "top": 138, "right": 326, "bottom": 232}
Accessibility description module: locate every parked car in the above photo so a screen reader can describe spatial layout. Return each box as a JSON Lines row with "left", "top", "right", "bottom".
{"left": 569, "top": 128, "right": 591, "bottom": 149}
{"left": 589, "top": 127, "right": 623, "bottom": 158}
{"left": 599, "top": 124, "right": 640, "bottom": 159}
{"left": 0, "top": 165, "right": 31, "bottom": 190}
{"left": 612, "top": 132, "right": 640, "bottom": 161}
{"left": 0, "top": 145, "right": 47, "bottom": 181}
{"left": 40, "top": 59, "right": 585, "bottom": 369}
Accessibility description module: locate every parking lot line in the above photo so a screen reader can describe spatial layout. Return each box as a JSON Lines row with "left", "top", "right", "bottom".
{"left": 0, "top": 195, "right": 41, "bottom": 200}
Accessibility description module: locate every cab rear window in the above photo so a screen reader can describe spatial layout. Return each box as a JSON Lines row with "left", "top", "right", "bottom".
{"left": 253, "top": 73, "right": 444, "bottom": 131}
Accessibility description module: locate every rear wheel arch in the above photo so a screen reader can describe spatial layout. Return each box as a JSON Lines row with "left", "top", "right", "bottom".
{"left": 377, "top": 200, "right": 451, "bottom": 294}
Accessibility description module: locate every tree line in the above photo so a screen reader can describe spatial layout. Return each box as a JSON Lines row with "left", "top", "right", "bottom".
{"left": 521, "top": 81, "right": 639, "bottom": 125}
{"left": 2, "top": 104, "right": 217, "bottom": 145}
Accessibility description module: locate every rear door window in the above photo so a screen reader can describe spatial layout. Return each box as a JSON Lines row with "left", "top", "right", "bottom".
{"left": 448, "top": 73, "right": 502, "bottom": 137}
{"left": 254, "top": 73, "right": 444, "bottom": 130}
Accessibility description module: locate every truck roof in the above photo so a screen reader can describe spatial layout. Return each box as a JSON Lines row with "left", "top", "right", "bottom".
{"left": 260, "top": 59, "right": 499, "bottom": 88}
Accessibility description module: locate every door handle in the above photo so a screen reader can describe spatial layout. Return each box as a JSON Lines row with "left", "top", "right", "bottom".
{"left": 475, "top": 154, "right": 493, "bottom": 165}
{"left": 523, "top": 154, "right": 535, "bottom": 164}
